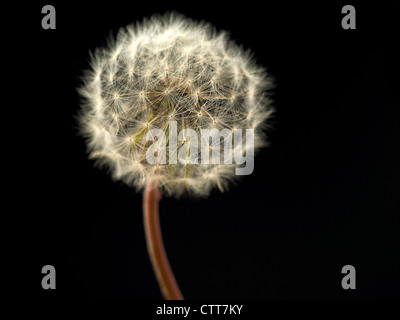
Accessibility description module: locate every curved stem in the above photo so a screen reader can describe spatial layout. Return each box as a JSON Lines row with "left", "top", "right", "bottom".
{"left": 143, "top": 181, "right": 184, "bottom": 300}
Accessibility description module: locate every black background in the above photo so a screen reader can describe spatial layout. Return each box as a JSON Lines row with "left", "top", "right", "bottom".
{"left": 26, "top": 1, "right": 399, "bottom": 299}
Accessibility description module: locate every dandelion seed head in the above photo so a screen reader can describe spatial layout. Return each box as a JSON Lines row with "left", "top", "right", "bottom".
{"left": 78, "top": 12, "right": 274, "bottom": 197}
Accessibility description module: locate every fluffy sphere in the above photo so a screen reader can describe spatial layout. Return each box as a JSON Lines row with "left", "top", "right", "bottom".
{"left": 79, "top": 13, "right": 274, "bottom": 197}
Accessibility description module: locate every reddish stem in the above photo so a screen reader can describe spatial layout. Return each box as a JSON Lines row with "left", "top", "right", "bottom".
{"left": 143, "top": 181, "right": 184, "bottom": 300}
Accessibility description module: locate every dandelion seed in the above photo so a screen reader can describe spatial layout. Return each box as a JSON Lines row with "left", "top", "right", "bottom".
{"left": 77, "top": 12, "right": 274, "bottom": 301}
